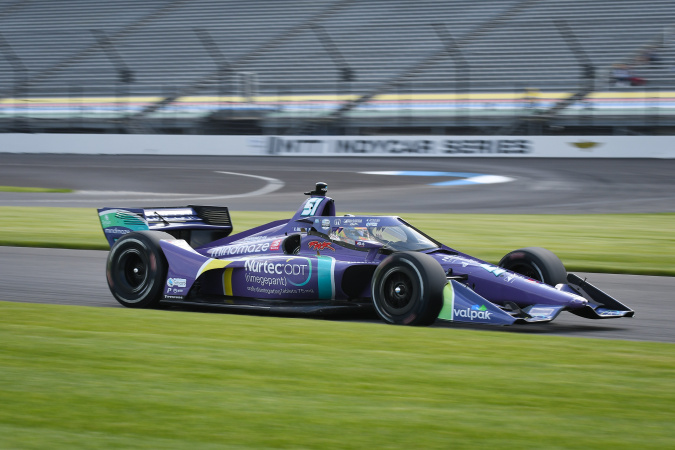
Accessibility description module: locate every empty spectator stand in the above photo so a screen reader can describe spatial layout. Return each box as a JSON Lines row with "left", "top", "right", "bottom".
{"left": 0, "top": 0, "right": 672, "bottom": 134}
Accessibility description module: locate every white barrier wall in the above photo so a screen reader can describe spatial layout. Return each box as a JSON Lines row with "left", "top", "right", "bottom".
{"left": 0, "top": 134, "right": 261, "bottom": 156}
{"left": 1, "top": 134, "right": 673, "bottom": 158}
{"left": 265, "top": 136, "right": 675, "bottom": 158}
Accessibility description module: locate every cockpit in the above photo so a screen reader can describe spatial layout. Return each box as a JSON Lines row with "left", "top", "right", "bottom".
{"left": 329, "top": 222, "right": 438, "bottom": 252}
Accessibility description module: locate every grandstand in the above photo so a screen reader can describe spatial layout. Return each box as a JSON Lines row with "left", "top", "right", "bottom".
{"left": 0, "top": 0, "right": 673, "bottom": 135}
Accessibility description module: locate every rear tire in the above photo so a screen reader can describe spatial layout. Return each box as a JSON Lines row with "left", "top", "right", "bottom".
{"left": 106, "top": 231, "right": 174, "bottom": 308}
{"left": 498, "top": 247, "right": 567, "bottom": 286}
{"left": 371, "top": 251, "right": 446, "bottom": 326}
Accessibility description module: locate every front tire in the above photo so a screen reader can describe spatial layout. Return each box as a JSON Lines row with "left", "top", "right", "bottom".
{"left": 498, "top": 247, "right": 567, "bottom": 286}
{"left": 371, "top": 252, "right": 447, "bottom": 326}
{"left": 106, "top": 231, "right": 174, "bottom": 308}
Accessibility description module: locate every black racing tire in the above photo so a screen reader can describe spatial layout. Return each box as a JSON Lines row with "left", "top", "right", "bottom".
{"left": 106, "top": 230, "right": 174, "bottom": 308}
{"left": 371, "top": 251, "right": 447, "bottom": 326}
{"left": 498, "top": 247, "right": 568, "bottom": 286}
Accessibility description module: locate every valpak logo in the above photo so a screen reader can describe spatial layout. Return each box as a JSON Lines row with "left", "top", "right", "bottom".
{"left": 454, "top": 304, "right": 492, "bottom": 321}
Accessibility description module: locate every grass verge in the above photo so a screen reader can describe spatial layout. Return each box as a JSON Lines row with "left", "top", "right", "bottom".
{"left": 0, "top": 186, "right": 72, "bottom": 193}
{"left": 0, "top": 301, "right": 673, "bottom": 449}
{"left": 0, "top": 207, "right": 674, "bottom": 275}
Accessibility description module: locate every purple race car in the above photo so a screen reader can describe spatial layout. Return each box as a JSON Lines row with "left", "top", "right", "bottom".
{"left": 98, "top": 182, "right": 633, "bottom": 326}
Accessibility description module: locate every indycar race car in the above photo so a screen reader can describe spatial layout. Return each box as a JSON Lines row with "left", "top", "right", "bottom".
{"left": 98, "top": 182, "right": 633, "bottom": 326}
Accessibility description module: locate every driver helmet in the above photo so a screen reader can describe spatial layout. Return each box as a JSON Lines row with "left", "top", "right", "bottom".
{"left": 344, "top": 226, "right": 371, "bottom": 242}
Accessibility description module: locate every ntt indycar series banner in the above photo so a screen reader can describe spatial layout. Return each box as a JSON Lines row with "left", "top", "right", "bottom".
{"left": 2, "top": 133, "right": 673, "bottom": 158}
{"left": 265, "top": 136, "right": 675, "bottom": 158}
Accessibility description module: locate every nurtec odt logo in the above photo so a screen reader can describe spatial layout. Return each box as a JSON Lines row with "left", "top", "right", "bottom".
{"left": 454, "top": 304, "right": 492, "bottom": 320}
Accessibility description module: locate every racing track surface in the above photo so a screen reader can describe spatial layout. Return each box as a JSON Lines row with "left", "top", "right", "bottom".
{"left": 2, "top": 154, "right": 675, "bottom": 213}
{"left": 1, "top": 154, "right": 674, "bottom": 343}
{"left": 2, "top": 246, "right": 673, "bottom": 343}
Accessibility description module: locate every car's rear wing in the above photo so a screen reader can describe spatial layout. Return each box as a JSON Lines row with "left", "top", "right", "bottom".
{"left": 97, "top": 205, "right": 233, "bottom": 248}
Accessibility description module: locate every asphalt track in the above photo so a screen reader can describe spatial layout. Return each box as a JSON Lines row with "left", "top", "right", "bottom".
{"left": 1, "top": 246, "right": 672, "bottom": 343}
{"left": 1, "top": 154, "right": 674, "bottom": 343}
{"left": 2, "top": 154, "right": 675, "bottom": 213}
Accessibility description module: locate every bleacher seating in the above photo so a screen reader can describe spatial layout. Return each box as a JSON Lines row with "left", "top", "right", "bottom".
{"left": 0, "top": 0, "right": 673, "bottom": 131}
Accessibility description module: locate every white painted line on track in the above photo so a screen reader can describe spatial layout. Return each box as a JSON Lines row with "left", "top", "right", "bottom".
{"left": 0, "top": 171, "right": 285, "bottom": 203}
{"left": 213, "top": 171, "right": 285, "bottom": 197}
{"left": 77, "top": 191, "right": 183, "bottom": 196}
{"left": 452, "top": 175, "right": 514, "bottom": 185}
{"left": 360, "top": 170, "right": 514, "bottom": 186}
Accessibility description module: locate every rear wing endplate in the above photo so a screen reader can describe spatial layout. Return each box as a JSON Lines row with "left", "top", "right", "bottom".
{"left": 97, "top": 205, "right": 233, "bottom": 247}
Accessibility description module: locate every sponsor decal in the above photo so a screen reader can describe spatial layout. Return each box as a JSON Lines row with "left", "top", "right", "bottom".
{"left": 480, "top": 264, "right": 507, "bottom": 277}
{"left": 246, "top": 286, "right": 316, "bottom": 296}
{"left": 166, "top": 278, "right": 187, "bottom": 288}
{"left": 164, "top": 295, "right": 184, "bottom": 300}
{"left": 454, "top": 304, "right": 493, "bottom": 321}
{"left": 342, "top": 218, "right": 363, "bottom": 225}
{"left": 268, "top": 138, "right": 533, "bottom": 155}
{"left": 569, "top": 141, "right": 602, "bottom": 151}
{"left": 356, "top": 241, "right": 366, "bottom": 247}
{"left": 333, "top": 219, "right": 341, "bottom": 226}
{"left": 167, "top": 287, "right": 186, "bottom": 295}
{"left": 244, "top": 257, "right": 312, "bottom": 287}
{"left": 528, "top": 306, "right": 556, "bottom": 318}
{"left": 245, "top": 274, "right": 288, "bottom": 287}
{"left": 270, "top": 239, "right": 282, "bottom": 251}
{"left": 245, "top": 259, "right": 309, "bottom": 276}
{"left": 335, "top": 139, "right": 435, "bottom": 154}
{"left": 268, "top": 138, "right": 327, "bottom": 154}
{"left": 231, "top": 235, "right": 270, "bottom": 244}
{"left": 308, "top": 241, "right": 335, "bottom": 252}
{"left": 208, "top": 241, "right": 270, "bottom": 257}
{"left": 321, "top": 219, "right": 331, "bottom": 230}
{"left": 442, "top": 139, "right": 532, "bottom": 154}
{"left": 104, "top": 226, "right": 131, "bottom": 235}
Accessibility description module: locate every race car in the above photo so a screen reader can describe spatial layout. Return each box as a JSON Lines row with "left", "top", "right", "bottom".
{"left": 98, "top": 182, "right": 633, "bottom": 326}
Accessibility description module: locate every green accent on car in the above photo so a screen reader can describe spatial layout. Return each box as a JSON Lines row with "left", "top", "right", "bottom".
{"left": 317, "top": 256, "right": 335, "bottom": 299}
{"left": 98, "top": 209, "right": 149, "bottom": 232}
{"left": 437, "top": 282, "right": 455, "bottom": 321}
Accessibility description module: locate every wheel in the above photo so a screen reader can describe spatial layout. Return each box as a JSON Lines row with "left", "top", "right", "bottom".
{"left": 371, "top": 251, "right": 447, "bottom": 326}
{"left": 498, "top": 247, "right": 567, "bottom": 286}
{"left": 106, "top": 230, "right": 174, "bottom": 308}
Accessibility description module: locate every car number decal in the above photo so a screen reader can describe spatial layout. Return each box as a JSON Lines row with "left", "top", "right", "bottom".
{"left": 301, "top": 197, "right": 323, "bottom": 216}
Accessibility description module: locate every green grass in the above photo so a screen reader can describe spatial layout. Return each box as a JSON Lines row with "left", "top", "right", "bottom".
{"left": 0, "top": 186, "right": 72, "bottom": 193}
{"left": 0, "top": 301, "right": 673, "bottom": 449}
{"left": 1, "top": 207, "right": 674, "bottom": 276}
